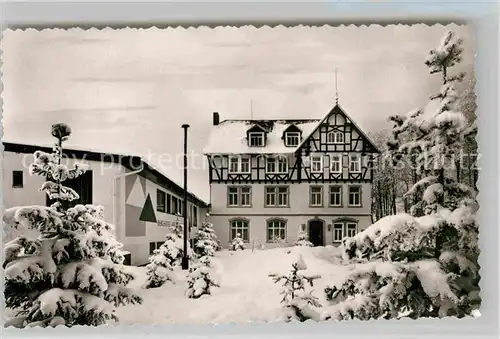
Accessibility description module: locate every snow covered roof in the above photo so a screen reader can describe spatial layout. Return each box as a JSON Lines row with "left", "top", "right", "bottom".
{"left": 202, "top": 119, "right": 320, "bottom": 155}
{"left": 2, "top": 141, "right": 209, "bottom": 207}
{"left": 203, "top": 103, "right": 381, "bottom": 155}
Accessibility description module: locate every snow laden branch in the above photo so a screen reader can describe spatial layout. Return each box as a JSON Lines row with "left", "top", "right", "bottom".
{"left": 269, "top": 254, "right": 322, "bottom": 322}
{"left": 3, "top": 123, "right": 142, "bottom": 327}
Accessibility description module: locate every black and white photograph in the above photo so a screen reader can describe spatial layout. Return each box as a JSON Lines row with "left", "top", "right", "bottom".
{"left": 2, "top": 23, "right": 479, "bottom": 326}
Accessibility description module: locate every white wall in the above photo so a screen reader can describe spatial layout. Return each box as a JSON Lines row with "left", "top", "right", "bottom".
{"left": 3, "top": 151, "right": 123, "bottom": 241}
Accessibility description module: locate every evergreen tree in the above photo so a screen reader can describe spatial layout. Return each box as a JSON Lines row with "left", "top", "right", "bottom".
{"left": 294, "top": 230, "right": 313, "bottom": 247}
{"left": 323, "top": 31, "right": 479, "bottom": 321}
{"left": 3, "top": 123, "right": 141, "bottom": 327}
{"left": 142, "top": 245, "right": 175, "bottom": 289}
{"left": 193, "top": 213, "right": 219, "bottom": 257}
{"left": 186, "top": 256, "right": 219, "bottom": 298}
{"left": 230, "top": 233, "right": 245, "bottom": 251}
{"left": 269, "top": 254, "right": 321, "bottom": 322}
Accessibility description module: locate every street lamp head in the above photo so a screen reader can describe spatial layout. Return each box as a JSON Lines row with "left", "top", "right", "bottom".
{"left": 182, "top": 124, "right": 190, "bottom": 129}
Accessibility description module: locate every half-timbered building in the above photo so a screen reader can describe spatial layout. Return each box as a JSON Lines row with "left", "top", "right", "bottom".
{"left": 203, "top": 103, "right": 380, "bottom": 248}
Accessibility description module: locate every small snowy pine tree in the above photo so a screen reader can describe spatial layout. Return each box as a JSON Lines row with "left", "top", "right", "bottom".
{"left": 193, "top": 213, "right": 220, "bottom": 257}
{"left": 269, "top": 254, "right": 322, "bottom": 322}
{"left": 294, "top": 230, "right": 313, "bottom": 247}
{"left": 142, "top": 245, "right": 175, "bottom": 289}
{"left": 230, "top": 233, "right": 245, "bottom": 251}
{"left": 186, "top": 256, "right": 219, "bottom": 298}
{"left": 3, "top": 123, "right": 141, "bottom": 327}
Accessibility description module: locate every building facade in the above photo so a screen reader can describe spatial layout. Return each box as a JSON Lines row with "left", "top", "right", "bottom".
{"left": 203, "top": 104, "right": 380, "bottom": 248}
{"left": 2, "top": 142, "right": 208, "bottom": 265}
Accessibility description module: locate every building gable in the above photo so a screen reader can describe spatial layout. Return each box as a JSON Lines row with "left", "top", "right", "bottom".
{"left": 297, "top": 104, "right": 380, "bottom": 155}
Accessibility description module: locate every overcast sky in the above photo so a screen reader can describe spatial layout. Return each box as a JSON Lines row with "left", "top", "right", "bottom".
{"left": 2, "top": 24, "right": 474, "bottom": 202}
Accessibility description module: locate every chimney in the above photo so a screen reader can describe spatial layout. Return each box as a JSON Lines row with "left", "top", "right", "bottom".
{"left": 213, "top": 112, "right": 220, "bottom": 126}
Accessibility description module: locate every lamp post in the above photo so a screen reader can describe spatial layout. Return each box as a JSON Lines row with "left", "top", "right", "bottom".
{"left": 181, "top": 124, "right": 190, "bottom": 270}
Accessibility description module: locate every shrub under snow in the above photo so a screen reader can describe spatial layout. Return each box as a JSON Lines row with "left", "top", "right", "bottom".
{"left": 294, "top": 230, "right": 313, "bottom": 247}
{"left": 3, "top": 123, "right": 141, "bottom": 327}
{"left": 230, "top": 233, "right": 245, "bottom": 251}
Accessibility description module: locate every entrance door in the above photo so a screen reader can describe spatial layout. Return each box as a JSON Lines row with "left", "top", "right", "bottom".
{"left": 308, "top": 219, "right": 324, "bottom": 247}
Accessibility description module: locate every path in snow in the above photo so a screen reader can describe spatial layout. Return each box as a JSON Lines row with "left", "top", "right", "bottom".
{"left": 117, "top": 246, "right": 348, "bottom": 325}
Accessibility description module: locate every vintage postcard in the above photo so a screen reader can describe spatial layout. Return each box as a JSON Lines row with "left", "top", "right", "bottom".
{"left": 2, "top": 24, "right": 479, "bottom": 327}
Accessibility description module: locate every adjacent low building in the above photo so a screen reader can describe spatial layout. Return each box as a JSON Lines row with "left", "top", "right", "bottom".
{"left": 2, "top": 142, "right": 209, "bottom": 265}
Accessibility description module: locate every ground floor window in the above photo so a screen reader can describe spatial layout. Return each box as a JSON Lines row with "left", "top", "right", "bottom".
{"left": 332, "top": 221, "right": 358, "bottom": 242}
{"left": 333, "top": 223, "right": 343, "bottom": 241}
{"left": 149, "top": 241, "right": 164, "bottom": 254}
{"left": 267, "top": 219, "right": 287, "bottom": 242}
{"left": 230, "top": 219, "right": 249, "bottom": 241}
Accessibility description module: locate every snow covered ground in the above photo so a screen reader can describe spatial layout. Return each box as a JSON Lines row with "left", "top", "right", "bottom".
{"left": 117, "top": 245, "right": 348, "bottom": 324}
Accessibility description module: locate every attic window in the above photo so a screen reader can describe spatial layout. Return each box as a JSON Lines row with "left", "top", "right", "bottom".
{"left": 285, "top": 132, "right": 300, "bottom": 147}
{"left": 248, "top": 132, "right": 265, "bottom": 147}
{"left": 327, "top": 131, "right": 344, "bottom": 144}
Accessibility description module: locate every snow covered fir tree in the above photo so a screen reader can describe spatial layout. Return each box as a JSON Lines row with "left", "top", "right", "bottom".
{"left": 186, "top": 256, "right": 220, "bottom": 299}
{"left": 143, "top": 218, "right": 195, "bottom": 288}
{"left": 193, "top": 213, "right": 220, "bottom": 257}
{"left": 269, "top": 254, "right": 322, "bottom": 322}
{"left": 3, "top": 123, "right": 142, "bottom": 327}
{"left": 322, "top": 31, "right": 479, "bottom": 321}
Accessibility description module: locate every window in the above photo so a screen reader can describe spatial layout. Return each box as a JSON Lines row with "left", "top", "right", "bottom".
{"left": 266, "top": 156, "right": 288, "bottom": 174}
{"left": 265, "top": 186, "right": 289, "bottom": 207}
{"left": 310, "top": 186, "right": 323, "bottom": 207}
{"left": 349, "top": 154, "right": 361, "bottom": 173}
{"left": 348, "top": 186, "right": 361, "bottom": 206}
{"left": 330, "top": 155, "right": 342, "bottom": 173}
{"left": 327, "top": 131, "right": 344, "bottom": 144}
{"left": 172, "top": 197, "right": 179, "bottom": 215}
{"left": 229, "top": 156, "right": 250, "bottom": 173}
{"left": 267, "top": 219, "right": 287, "bottom": 242}
{"left": 12, "top": 171, "right": 23, "bottom": 188}
{"left": 333, "top": 223, "right": 343, "bottom": 242}
{"left": 229, "top": 157, "right": 239, "bottom": 173}
{"left": 230, "top": 219, "right": 249, "bottom": 241}
{"left": 166, "top": 193, "right": 171, "bottom": 214}
{"left": 149, "top": 241, "right": 164, "bottom": 255}
{"left": 265, "top": 187, "right": 276, "bottom": 206}
{"left": 329, "top": 186, "right": 342, "bottom": 206}
{"left": 266, "top": 157, "right": 276, "bottom": 173}
{"left": 248, "top": 132, "right": 265, "bottom": 147}
{"left": 277, "top": 157, "right": 288, "bottom": 173}
{"left": 228, "top": 186, "right": 252, "bottom": 207}
{"left": 46, "top": 170, "right": 93, "bottom": 208}
{"left": 228, "top": 187, "right": 239, "bottom": 206}
{"left": 192, "top": 205, "right": 198, "bottom": 226}
{"left": 346, "top": 223, "right": 357, "bottom": 237}
{"left": 310, "top": 155, "right": 323, "bottom": 173}
{"left": 240, "top": 187, "right": 251, "bottom": 207}
{"left": 157, "top": 189, "right": 166, "bottom": 212}
{"left": 285, "top": 132, "right": 300, "bottom": 147}
{"left": 241, "top": 158, "right": 250, "bottom": 173}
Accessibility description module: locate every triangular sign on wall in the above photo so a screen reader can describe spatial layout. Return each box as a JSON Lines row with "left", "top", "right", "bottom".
{"left": 139, "top": 193, "right": 157, "bottom": 223}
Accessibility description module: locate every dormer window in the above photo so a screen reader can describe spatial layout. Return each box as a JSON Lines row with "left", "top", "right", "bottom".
{"left": 248, "top": 132, "right": 265, "bottom": 147}
{"left": 327, "top": 131, "right": 344, "bottom": 144}
{"left": 285, "top": 132, "right": 300, "bottom": 147}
